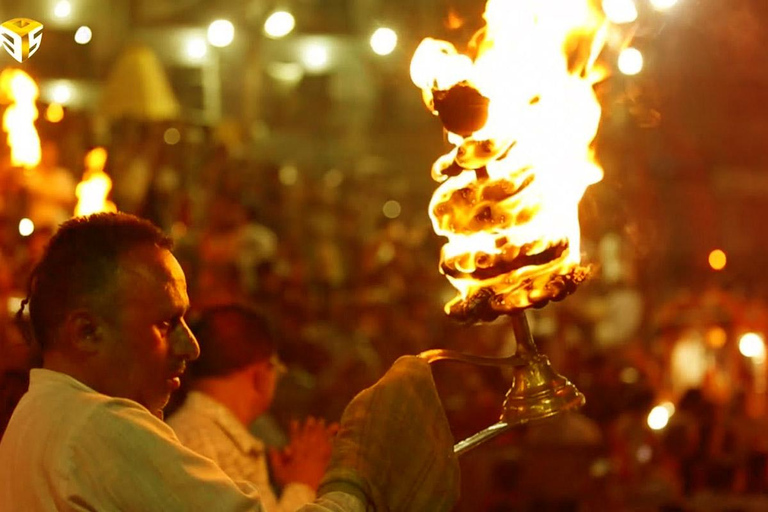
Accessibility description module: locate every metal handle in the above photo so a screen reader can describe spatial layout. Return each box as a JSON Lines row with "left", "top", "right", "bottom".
{"left": 421, "top": 311, "right": 584, "bottom": 455}
{"left": 418, "top": 348, "right": 527, "bottom": 368}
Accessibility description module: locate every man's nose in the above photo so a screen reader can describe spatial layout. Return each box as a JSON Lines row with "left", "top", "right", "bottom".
{"left": 175, "top": 320, "right": 200, "bottom": 361}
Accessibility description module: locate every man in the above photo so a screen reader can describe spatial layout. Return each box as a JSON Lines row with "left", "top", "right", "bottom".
{"left": 0, "top": 212, "right": 459, "bottom": 511}
{"left": 169, "top": 304, "right": 334, "bottom": 511}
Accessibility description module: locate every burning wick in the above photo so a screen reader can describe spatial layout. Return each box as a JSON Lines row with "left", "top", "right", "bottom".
{"left": 411, "top": 0, "right": 609, "bottom": 323}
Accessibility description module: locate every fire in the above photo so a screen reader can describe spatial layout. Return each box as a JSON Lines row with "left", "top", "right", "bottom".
{"left": 411, "top": 0, "right": 610, "bottom": 322}
{"left": 0, "top": 69, "right": 41, "bottom": 168}
{"left": 75, "top": 147, "right": 117, "bottom": 216}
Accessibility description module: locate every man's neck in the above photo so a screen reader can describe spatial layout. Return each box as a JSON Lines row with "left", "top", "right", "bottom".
{"left": 43, "top": 351, "right": 97, "bottom": 390}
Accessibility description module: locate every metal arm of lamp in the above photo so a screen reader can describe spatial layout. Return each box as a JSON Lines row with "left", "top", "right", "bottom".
{"left": 419, "top": 311, "right": 585, "bottom": 455}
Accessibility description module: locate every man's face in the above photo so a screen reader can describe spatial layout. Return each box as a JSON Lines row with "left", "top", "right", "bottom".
{"left": 97, "top": 245, "right": 199, "bottom": 417}
{"left": 248, "top": 354, "right": 284, "bottom": 419}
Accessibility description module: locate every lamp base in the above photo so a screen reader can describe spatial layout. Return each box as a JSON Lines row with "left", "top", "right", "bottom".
{"left": 421, "top": 311, "right": 585, "bottom": 455}
{"left": 500, "top": 353, "right": 585, "bottom": 425}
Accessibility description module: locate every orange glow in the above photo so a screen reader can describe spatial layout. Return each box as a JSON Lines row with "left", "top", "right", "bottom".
{"left": 411, "top": 0, "right": 609, "bottom": 321}
{"left": 75, "top": 147, "right": 117, "bottom": 216}
{"left": 706, "top": 326, "right": 727, "bottom": 349}
{"left": 0, "top": 69, "right": 41, "bottom": 168}
{"left": 708, "top": 249, "right": 726, "bottom": 271}
{"left": 445, "top": 9, "right": 465, "bottom": 30}
{"left": 45, "top": 103, "right": 64, "bottom": 123}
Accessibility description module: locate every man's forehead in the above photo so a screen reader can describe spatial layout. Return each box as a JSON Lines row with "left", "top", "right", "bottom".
{"left": 115, "top": 245, "right": 187, "bottom": 300}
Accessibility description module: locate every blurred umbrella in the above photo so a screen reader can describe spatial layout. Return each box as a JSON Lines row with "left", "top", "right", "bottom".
{"left": 99, "top": 44, "right": 180, "bottom": 121}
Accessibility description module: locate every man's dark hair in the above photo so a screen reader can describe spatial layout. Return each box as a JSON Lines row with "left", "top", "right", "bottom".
{"left": 18, "top": 212, "right": 172, "bottom": 349}
{"left": 191, "top": 304, "right": 276, "bottom": 379}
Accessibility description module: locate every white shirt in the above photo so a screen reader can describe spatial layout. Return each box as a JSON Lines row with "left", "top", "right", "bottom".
{"left": 169, "top": 391, "right": 315, "bottom": 512}
{"left": 0, "top": 369, "right": 365, "bottom": 512}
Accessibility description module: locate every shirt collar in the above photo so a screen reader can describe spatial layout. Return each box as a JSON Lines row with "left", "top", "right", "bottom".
{"left": 30, "top": 368, "right": 98, "bottom": 393}
{"left": 183, "top": 391, "right": 264, "bottom": 454}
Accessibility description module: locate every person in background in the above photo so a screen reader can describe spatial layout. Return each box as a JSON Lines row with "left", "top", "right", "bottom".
{"left": 0, "top": 212, "right": 459, "bottom": 511}
{"left": 169, "top": 304, "right": 335, "bottom": 511}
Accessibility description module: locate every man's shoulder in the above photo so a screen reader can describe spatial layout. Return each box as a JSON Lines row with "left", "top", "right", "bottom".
{"left": 167, "top": 395, "right": 230, "bottom": 446}
{"left": 6, "top": 373, "right": 174, "bottom": 455}
{"left": 0, "top": 378, "right": 175, "bottom": 505}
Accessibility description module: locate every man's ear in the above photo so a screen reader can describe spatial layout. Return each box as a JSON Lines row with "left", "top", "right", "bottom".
{"left": 61, "top": 310, "right": 104, "bottom": 354}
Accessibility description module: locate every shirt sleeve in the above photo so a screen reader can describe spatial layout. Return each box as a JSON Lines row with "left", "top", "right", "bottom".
{"left": 298, "top": 492, "right": 369, "bottom": 512}
{"left": 278, "top": 482, "right": 317, "bottom": 512}
{"left": 63, "top": 399, "right": 264, "bottom": 512}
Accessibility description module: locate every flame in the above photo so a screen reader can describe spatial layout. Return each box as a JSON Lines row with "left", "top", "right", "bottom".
{"left": 0, "top": 69, "right": 41, "bottom": 168}
{"left": 411, "top": 0, "right": 609, "bottom": 322}
{"left": 446, "top": 9, "right": 465, "bottom": 30}
{"left": 75, "top": 147, "right": 117, "bottom": 216}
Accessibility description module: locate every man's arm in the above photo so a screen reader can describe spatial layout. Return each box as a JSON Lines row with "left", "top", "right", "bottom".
{"left": 65, "top": 399, "right": 263, "bottom": 512}
{"left": 64, "top": 356, "right": 459, "bottom": 512}
{"left": 314, "top": 356, "right": 460, "bottom": 512}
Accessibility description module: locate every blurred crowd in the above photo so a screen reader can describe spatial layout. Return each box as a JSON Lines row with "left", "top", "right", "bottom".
{"left": 1, "top": 115, "right": 768, "bottom": 511}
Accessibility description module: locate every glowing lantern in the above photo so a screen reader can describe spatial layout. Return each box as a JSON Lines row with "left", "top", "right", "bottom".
{"left": 75, "top": 147, "right": 117, "bottom": 216}
{"left": 0, "top": 69, "right": 41, "bottom": 168}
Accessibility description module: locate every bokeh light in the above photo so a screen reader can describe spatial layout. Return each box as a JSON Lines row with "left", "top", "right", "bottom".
{"left": 709, "top": 249, "right": 727, "bottom": 271}
{"left": 207, "top": 20, "right": 235, "bottom": 48}
{"left": 45, "top": 103, "right": 64, "bottom": 123}
{"left": 264, "top": 11, "right": 296, "bottom": 39}
{"left": 18, "top": 218, "right": 34, "bottom": 237}
{"left": 739, "top": 332, "right": 766, "bottom": 359}
{"left": 602, "top": 0, "right": 638, "bottom": 24}
{"left": 706, "top": 326, "right": 727, "bottom": 349}
{"left": 650, "top": 0, "right": 679, "bottom": 10}
{"left": 279, "top": 164, "right": 299, "bottom": 186}
{"left": 52, "top": 83, "right": 72, "bottom": 104}
{"left": 370, "top": 28, "right": 398, "bottom": 56}
{"left": 618, "top": 47, "right": 643, "bottom": 75}
{"left": 302, "top": 44, "right": 329, "bottom": 72}
{"left": 383, "top": 200, "right": 402, "bottom": 219}
{"left": 164, "top": 128, "right": 181, "bottom": 145}
{"left": 53, "top": 0, "right": 71, "bottom": 18}
{"left": 74, "top": 26, "right": 92, "bottom": 45}
{"left": 647, "top": 405, "right": 671, "bottom": 431}
{"left": 186, "top": 38, "right": 208, "bottom": 60}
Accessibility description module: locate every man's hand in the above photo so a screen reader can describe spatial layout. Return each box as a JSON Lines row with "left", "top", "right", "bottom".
{"left": 318, "top": 356, "right": 460, "bottom": 512}
{"left": 269, "top": 417, "right": 338, "bottom": 491}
